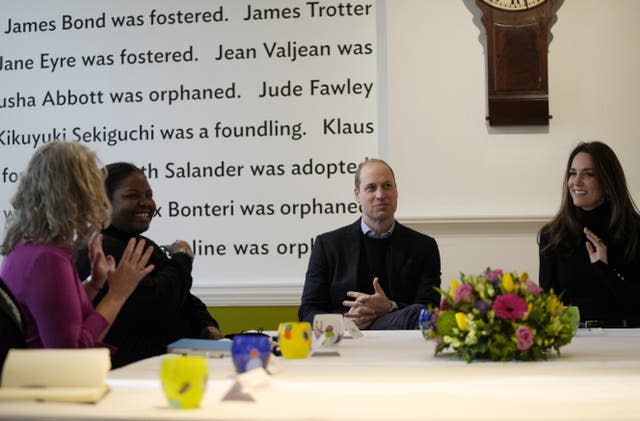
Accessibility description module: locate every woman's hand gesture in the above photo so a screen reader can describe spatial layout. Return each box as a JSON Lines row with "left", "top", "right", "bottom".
{"left": 107, "top": 238, "right": 155, "bottom": 301}
{"left": 584, "top": 227, "right": 608, "bottom": 264}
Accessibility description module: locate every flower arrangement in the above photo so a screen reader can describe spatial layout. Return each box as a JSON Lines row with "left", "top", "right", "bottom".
{"left": 420, "top": 268, "right": 579, "bottom": 362}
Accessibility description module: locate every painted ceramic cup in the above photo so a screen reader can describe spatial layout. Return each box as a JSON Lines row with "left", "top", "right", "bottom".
{"left": 277, "top": 321, "right": 312, "bottom": 359}
{"left": 313, "top": 314, "right": 345, "bottom": 346}
{"left": 231, "top": 333, "right": 271, "bottom": 373}
{"left": 160, "top": 355, "right": 208, "bottom": 409}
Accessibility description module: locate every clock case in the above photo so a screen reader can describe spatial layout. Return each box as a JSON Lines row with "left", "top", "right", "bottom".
{"left": 476, "top": 0, "right": 561, "bottom": 126}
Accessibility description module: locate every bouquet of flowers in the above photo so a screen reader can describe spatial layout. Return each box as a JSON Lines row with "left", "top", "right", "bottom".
{"left": 420, "top": 268, "right": 579, "bottom": 362}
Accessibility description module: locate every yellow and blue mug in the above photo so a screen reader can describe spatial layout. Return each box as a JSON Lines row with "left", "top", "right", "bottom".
{"left": 160, "top": 355, "right": 208, "bottom": 409}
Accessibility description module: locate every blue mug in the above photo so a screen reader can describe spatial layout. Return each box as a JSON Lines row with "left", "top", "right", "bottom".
{"left": 231, "top": 333, "right": 271, "bottom": 373}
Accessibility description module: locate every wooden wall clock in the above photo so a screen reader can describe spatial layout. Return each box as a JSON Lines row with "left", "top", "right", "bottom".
{"left": 475, "top": 0, "right": 561, "bottom": 126}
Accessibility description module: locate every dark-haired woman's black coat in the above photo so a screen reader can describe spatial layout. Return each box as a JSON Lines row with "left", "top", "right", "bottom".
{"left": 76, "top": 225, "right": 219, "bottom": 368}
{"left": 539, "top": 204, "right": 640, "bottom": 323}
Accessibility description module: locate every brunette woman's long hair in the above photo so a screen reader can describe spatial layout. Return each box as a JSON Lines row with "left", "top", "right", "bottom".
{"left": 538, "top": 141, "right": 640, "bottom": 262}
{"left": 539, "top": 141, "right": 640, "bottom": 261}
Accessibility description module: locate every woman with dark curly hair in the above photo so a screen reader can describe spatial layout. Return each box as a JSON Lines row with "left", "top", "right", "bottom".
{"left": 76, "top": 162, "right": 222, "bottom": 368}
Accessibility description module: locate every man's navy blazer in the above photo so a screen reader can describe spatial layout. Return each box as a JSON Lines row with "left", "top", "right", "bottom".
{"left": 298, "top": 218, "right": 441, "bottom": 323}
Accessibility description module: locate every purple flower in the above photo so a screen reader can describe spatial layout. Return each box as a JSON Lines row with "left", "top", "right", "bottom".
{"left": 515, "top": 325, "right": 534, "bottom": 350}
{"left": 475, "top": 300, "right": 490, "bottom": 315}
{"left": 419, "top": 308, "right": 436, "bottom": 331}
{"left": 526, "top": 280, "right": 544, "bottom": 296}
{"left": 455, "top": 284, "right": 474, "bottom": 304}
{"left": 492, "top": 294, "right": 527, "bottom": 321}
{"left": 419, "top": 308, "right": 432, "bottom": 324}
{"left": 419, "top": 308, "right": 436, "bottom": 335}
{"left": 487, "top": 269, "right": 503, "bottom": 282}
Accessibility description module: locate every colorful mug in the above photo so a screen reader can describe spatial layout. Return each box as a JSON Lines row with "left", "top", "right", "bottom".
{"left": 231, "top": 333, "right": 271, "bottom": 373}
{"left": 278, "top": 321, "right": 312, "bottom": 359}
{"left": 160, "top": 355, "right": 208, "bottom": 409}
{"left": 313, "top": 314, "right": 345, "bottom": 346}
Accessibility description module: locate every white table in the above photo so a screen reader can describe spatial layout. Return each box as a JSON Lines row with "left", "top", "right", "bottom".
{"left": 1, "top": 329, "right": 640, "bottom": 420}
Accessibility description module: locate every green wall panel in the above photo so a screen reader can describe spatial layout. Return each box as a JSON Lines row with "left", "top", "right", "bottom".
{"left": 209, "top": 306, "right": 299, "bottom": 335}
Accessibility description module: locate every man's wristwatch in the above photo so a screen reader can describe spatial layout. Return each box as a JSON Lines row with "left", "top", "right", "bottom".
{"left": 388, "top": 301, "right": 398, "bottom": 312}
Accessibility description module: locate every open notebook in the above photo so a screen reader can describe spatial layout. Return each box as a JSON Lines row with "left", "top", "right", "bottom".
{"left": 0, "top": 348, "right": 110, "bottom": 403}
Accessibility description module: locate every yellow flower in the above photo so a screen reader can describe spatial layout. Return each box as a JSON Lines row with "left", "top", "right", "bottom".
{"left": 450, "top": 278, "right": 459, "bottom": 297}
{"left": 501, "top": 273, "right": 515, "bottom": 292}
{"left": 547, "top": 296, "right": 561, "bottom": 313}
{"left": 455, "top": 312, "right": 469, "bottom": 331}
{"left": 520, "top": 272, "right": 529, "bottom": 282}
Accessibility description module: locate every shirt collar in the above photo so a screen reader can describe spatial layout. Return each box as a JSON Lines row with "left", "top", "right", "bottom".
{"left": 360, "top": 218, "right": 395, "bottom": 239}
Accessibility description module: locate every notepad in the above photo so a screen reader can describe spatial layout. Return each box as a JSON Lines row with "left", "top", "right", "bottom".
{"left": 167, "top": 338, "right": 232, "bottom": 358}
{"left": 0, "top": 348, "right": 111, "bottom": 403}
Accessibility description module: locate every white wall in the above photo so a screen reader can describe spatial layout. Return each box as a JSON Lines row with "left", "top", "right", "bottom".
{"left": 2, "top": 0, "right": 639, "bottom": 299}
{"left": 0, "top": 0, "right": 379, "bottom": 305}
{"left": 387, "top": 0, "right": 640, "bottom": 287}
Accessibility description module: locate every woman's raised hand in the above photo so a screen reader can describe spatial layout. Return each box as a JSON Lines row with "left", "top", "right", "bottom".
{"left": 106, "top": 238, "right": 155, "bottom": 301}
{"left": 584, "top": 227, "right": 608, "bottom": 264}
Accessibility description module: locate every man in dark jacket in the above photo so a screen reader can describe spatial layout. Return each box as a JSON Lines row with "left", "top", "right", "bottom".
{"left": 299, "top": 159, "right": 441, "bottom": 329}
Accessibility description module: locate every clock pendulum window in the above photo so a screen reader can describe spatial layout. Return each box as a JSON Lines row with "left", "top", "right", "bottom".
{"left": 475, "top": 0, "right": 562, "bottom": 126}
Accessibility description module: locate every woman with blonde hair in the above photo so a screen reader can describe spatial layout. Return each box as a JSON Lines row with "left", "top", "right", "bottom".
{"left": 1, "top": 142, "right": 154, "bottom": 349}
{"left": 539, "top": 141, "right": 640, "bottom": 326}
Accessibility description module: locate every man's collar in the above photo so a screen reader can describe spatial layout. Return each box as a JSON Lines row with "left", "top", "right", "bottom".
{"left": 360, "top": 218, "right": 395, "bottom": 239}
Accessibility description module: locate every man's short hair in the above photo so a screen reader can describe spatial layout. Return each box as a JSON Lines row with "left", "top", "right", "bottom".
{"left": 354, "top": 158, "right": 396, "bottom": 189}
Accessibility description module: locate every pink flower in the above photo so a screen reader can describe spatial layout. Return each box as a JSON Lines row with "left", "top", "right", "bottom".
{"left": 487, "top": 269, "right": 503, "bottom": 282}
{"left": 455, "top": 284, "right": 474, "bottom": 304}
{"left": 526, "top": 280, "right": 544, "bottom": 296}
{"left": 492, "top": 294, "right": 527, "bottom": 320}
{"left": 515, "top": 325, "right": 534, "bottom": 350}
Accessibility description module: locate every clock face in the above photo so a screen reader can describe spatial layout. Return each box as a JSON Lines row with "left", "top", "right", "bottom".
{"left": 481, "top": 0, "right": 547, "bottom": 10}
